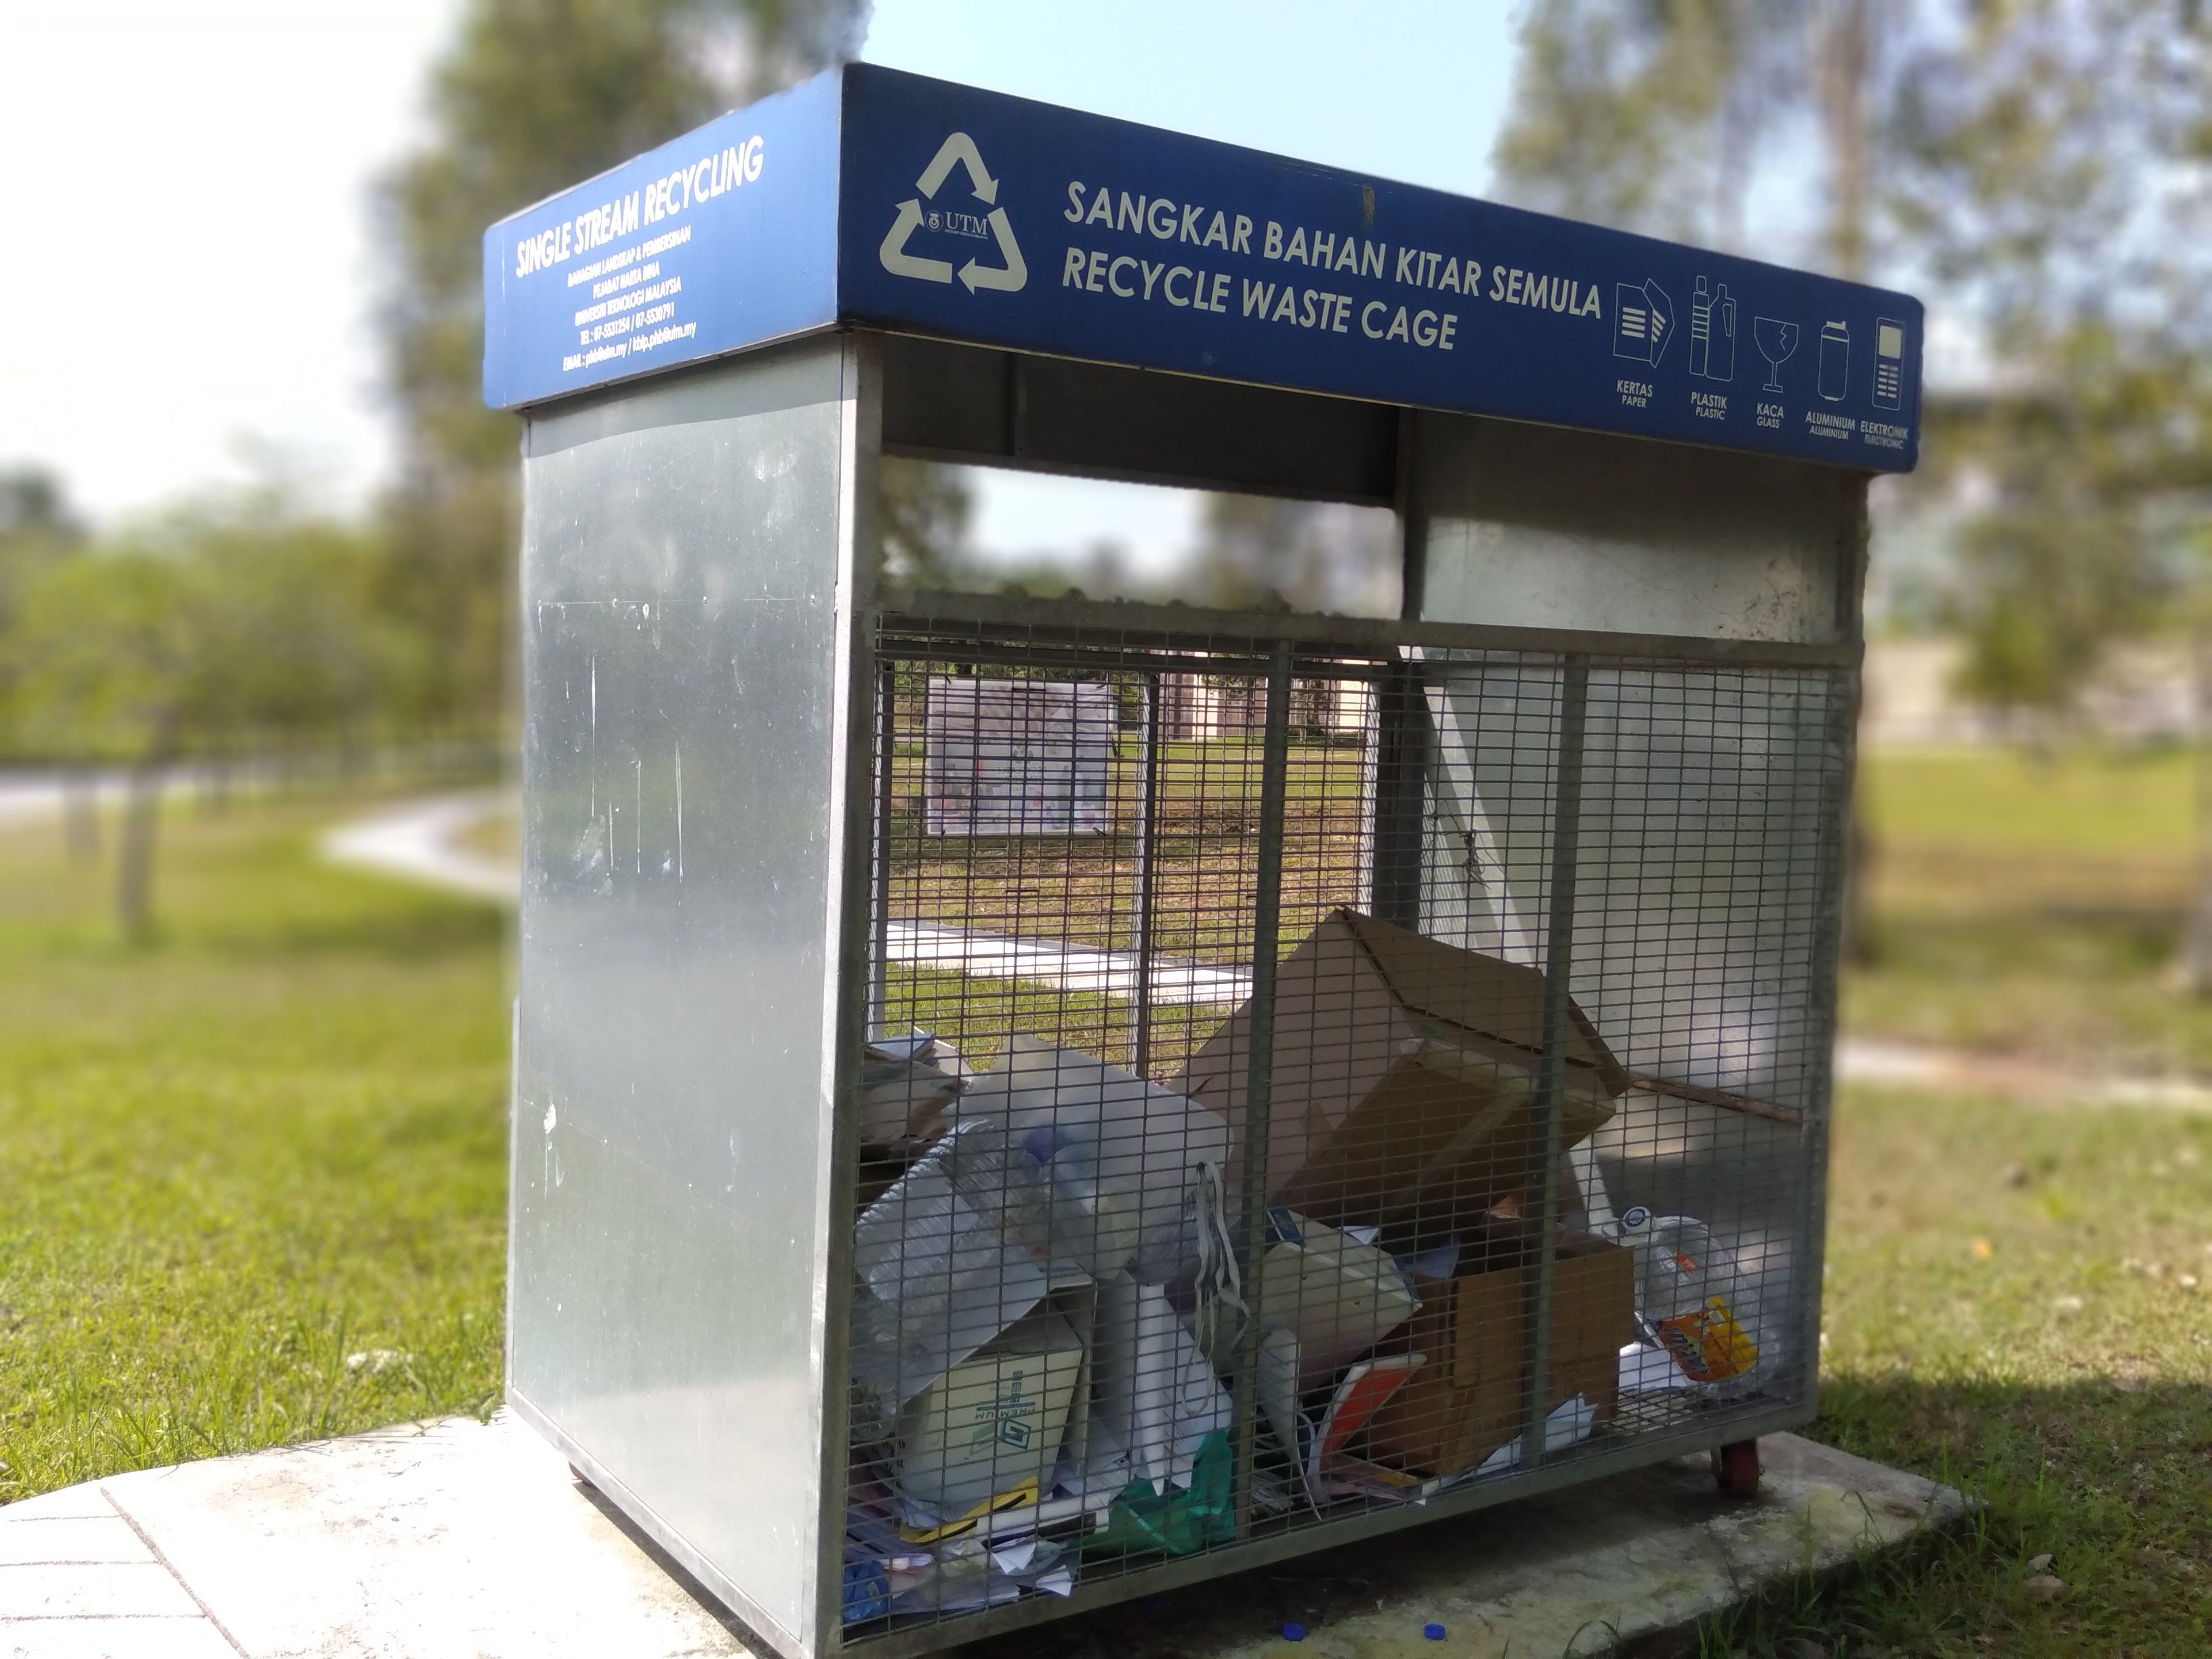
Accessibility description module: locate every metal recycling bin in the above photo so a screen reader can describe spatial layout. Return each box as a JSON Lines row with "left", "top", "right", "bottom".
{"left": 485, "top": 64, "right": 1921, "bottom": 1659}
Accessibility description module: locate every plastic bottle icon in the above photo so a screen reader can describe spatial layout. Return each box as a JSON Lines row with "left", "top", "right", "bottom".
{"left": 1616, "top": 1207, "right": 1759, "bottom": 1385}
{"left": 1689, "top": 277, "right": 1736, "bottom": 382}
{"left": 1817, "top": 320, "right": 1851, "bottom": 402}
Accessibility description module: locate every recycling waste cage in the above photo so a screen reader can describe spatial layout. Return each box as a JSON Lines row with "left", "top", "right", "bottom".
{"left": 487, "top": 65, "right": 1922, "bottom": 1659}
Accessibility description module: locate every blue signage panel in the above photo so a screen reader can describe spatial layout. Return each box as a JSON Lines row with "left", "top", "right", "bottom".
{"left": 480, "top": 74, "right": 841, "bottom": 410}
{"left": 835, "top": 67, "right": 1921, "bottom": 471}
{"left": 483, "top": 66, "right": 1922, "bottom": 472}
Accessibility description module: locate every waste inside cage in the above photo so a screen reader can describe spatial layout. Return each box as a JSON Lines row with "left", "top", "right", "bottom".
{"left": 836, "top": 621, "right": 1847, "bottom": 1637}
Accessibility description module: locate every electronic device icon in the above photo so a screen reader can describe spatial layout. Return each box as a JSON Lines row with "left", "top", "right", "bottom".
{"left": 1872, "top": 317, "right": 1906, "bottom": 409}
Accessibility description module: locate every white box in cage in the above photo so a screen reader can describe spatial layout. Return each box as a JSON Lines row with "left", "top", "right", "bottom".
{"left": 923, "top": 677, "right": 1113, "bottom": 836}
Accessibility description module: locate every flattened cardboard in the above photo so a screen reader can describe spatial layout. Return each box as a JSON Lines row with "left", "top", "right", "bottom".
{"left": 1173, "top": 909, "right": 1624, "bottom": 1231}
{"left": 893, "top": 1284, "right": 1094, "bottom": 1516}
{"left": 1361, "top": 1227, "right": 1635, "bottom": 1477}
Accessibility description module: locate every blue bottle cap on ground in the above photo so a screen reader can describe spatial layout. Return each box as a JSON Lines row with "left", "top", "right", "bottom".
{"left": 1424, "top": 1621, "right": 1447, "bottom": 1640}
{"left": 1282, "top": 1622, "right": 1307, "bottom": 1641}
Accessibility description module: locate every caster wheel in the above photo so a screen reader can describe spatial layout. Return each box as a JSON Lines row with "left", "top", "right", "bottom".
{"left": 569, "top": 1462, "right": 595, "bottom": 1491}
{"left": 1713, "top": 1437, "right": 1760, "bottom": 1499}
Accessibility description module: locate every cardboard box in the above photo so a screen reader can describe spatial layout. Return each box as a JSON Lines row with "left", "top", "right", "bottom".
{"left": 893, "top": 1296, "right": 1090, "bottom": 1517}
{"left": 1173, "top": 909, "right": 1626, "bottom": 1235}
{"left": 1361, "top": 1225, "right": 1635, "bottom": 1477}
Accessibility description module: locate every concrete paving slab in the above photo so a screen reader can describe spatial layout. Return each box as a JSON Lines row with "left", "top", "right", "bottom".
{"left": 963, "top": 1435, "right": 1966, "bottom": 1659}
{"left": 0, "top": 1519, "right": 152, "bottom": 1570}
{"left": 0, "top": 1563, "right": 203, "bottom": 1621}
{"left": 3, "top": 1616, "right": 241, "bottom": 1659}
{"left": 0, "top": 1496, "right": 113, "bottom": 1525}
{"left": 0, "top": 1414, "right": 1966, "bottom": 1659}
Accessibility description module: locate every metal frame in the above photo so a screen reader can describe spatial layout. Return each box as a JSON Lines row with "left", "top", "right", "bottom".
{"left": 1517, "top": 656, "right": 1587, "bottom": 1473}
{"left": 510, "top": 325, "right": 1865, "bottom": 1659}
{"left": 876, "top": 587, "right": 1858, "bottom": 672}
{"left": 827, "top": 592, "right": 1850, "bottom": 1653}
{"left": 817, "top": 335, "right": 888, "bottom": 1652}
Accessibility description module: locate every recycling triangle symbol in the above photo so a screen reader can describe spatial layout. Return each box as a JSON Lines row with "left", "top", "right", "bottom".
{"left": 878, "top": 131, "right": 1028, "bottom": 293}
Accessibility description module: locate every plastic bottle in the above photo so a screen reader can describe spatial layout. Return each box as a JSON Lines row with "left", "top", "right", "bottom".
{"left": 1614, "top": 1206, "right": 1759, "bottom": 1385}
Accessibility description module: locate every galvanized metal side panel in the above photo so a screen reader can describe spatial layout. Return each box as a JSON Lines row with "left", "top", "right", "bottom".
{"left": 512, "top": 340, "right": 853, "bottom": 1656}
{"left": 1416, "top": 414, "right": 1860, "bottom": 644}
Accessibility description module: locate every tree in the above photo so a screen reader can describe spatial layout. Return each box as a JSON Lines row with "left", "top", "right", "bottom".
{"left": 13, "top": 552, "right": 203, "bottom": 941}
{"left": 1494, "top": 0, "right": 1813, "bottom": 255}
{"left": 372, "top": 0, "right": 872, "bottom": 738}
{"left": 1189, "top": 495, "right": 1398, "bottom": 617}
{"left": 0, "top": 467, "right": 96, "bottom": 855}
{"left": 1885, "top": 3, "right": 2211, "bottom": 722}
{"left": 0, "top": 466, "right": 85, "bottom": 735}
{"left": 878, "top": 457, "right": 975, "bottom": 590}
{"left": 1883, "top": 6, "right": 2212, "bottom": 992}
{"left": 1491, "top": 0, "right": 2212, "bottom": 962}
{"left": 9, "top": 495, "right": 392, "bottom": 942}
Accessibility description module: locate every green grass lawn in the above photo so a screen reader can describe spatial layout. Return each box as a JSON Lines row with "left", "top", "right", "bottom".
{"left": 1847, "top": 745, "right": 2212, "bottom": 1073}
{"left": 1722, "top": 1083, "right": 2212, "bottom": 1658}
{"left": 0, "top": 788, "right": 509, "bottom": 1501}
{"left": 5, "top": 771, "right": 2210, "bottom": 1654}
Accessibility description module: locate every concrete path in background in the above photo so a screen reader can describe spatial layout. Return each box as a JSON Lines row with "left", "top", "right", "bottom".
{"left": 0, "top": 770, "right": 197, "bottom": 829}
{"left": 316, "top": 790, "right": 2212, "bottom": 1108}
{"left": 1834, "top": 1035, "right": 2212, "bottom": 1111}
{"left": 0, "top": 1412, "right": 1966, "bottom": 1659}
{"left": 320, "top": 790, "right": 520, "bottom": 906}
{"left": 885, "top": 919, "right": 1253, "bottom": 1006}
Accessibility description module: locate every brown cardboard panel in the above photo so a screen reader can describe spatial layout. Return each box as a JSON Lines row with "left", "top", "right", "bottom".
{"left": 1361, "top": 1233, "right": 1635, "bottom": 1477}
{"left": 1271, "top": 1060, "right": 1536, "bottom": 1233}
{"left": 1181, "top": 913, "right": 1414, "bottom": 1202}
{"left": 1338, "top": 910, "right": 1631, "bottom": 1094}
{"left": 1174, "top": 910, "right": 1619, "bottom": 1231}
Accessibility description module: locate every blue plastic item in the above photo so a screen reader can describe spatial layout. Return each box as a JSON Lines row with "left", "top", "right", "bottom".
{"left": 1424, "top": 1621, "right": 1447, "bottom": 1641}
{"left": 840, "top": 1560, "right": 889, "bottom": 1624}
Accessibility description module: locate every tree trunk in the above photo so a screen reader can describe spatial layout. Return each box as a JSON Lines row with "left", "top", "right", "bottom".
{"left": 1820, "top": 0, "right": 1880, "bottom": 968}
{"left": 2186, "top": 620, "right": 2212, "bottom": 994}
{"left": 194, "top": 752, "right": 232, "bottom": 818}
{"left": 117, "top": 763, "right": 163, "bottom": 945}
{"left": 117, "top": 715, "right": 180, "bottom": 945}
{"left": 62, "top": 763, "right": 100, "bottom": 863}
{"left": 1815, "top": 0, "right": 1871, "bottom": 285}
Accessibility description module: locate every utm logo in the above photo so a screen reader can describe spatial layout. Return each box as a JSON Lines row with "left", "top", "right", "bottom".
{"left": 878, "top": 132, "right": 1027, "bottom": 293}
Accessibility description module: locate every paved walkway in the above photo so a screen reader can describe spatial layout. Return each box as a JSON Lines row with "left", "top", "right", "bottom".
{"left": 1834, "top": 1034, "right": 2212, "bottom": 1111}
{"left": 0, "top": 1413, "right": 1963, "bottom": 1659}
{"left": 319, "top": 790, "right": 519, "bottom": 907}
{"left": 0, "top": 770, "right": 199, "bottom": 830}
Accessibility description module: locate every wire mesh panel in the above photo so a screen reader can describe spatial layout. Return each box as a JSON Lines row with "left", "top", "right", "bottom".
{"left": 836, "top": 602, "right": 1850, "bottom": 1643}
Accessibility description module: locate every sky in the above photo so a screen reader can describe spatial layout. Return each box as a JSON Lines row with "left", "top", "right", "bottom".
{"left": 0, "top": 0, "right": 458, "bottom": 523}
{"left": 0, "top": 0, "right": 1519, "bottom": 558}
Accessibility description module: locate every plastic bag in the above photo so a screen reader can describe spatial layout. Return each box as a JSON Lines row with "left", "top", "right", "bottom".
{"left": 959, "top": 1036, "right": 1231, "bottom": 1286}
{"left": 1012, "top": 1120, "right": 1143, "bottom": 1281}
{"left": 848, "top": 1119, "right": 1057, "bottom": 1414}
{"left": 1082, "top": 1430, "right": 1235, "bottom": 1558}
{"left": 1090, "top": 1275, "right": 1232, "bottom": 1493}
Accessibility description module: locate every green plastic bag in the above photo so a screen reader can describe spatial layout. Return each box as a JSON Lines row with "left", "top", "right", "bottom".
{"left": 1083, "top": 1430, "right": 1235, "bottom": 1557}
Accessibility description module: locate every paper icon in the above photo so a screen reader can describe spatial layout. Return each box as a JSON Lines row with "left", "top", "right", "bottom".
{"left": 1613, "top": 279, "right": 1675, "bottom": 367}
